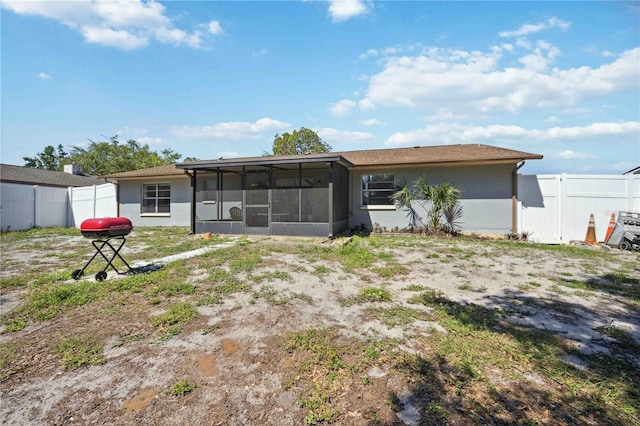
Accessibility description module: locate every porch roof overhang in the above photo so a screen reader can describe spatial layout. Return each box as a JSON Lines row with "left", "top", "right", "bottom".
{"left": 176, "top": 153, "right": 353, "bottom": 172}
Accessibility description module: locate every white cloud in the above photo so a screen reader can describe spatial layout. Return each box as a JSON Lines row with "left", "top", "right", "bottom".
{"left": 554, "top": 150, "right": 595, "bottom": 160}
{"left": 137, "top": 136, "right": 165, "bottom": 145}
{"left": 172, "top": 118, "right": 290, "bottom": 140}
{"left": 208, "top": 20, "right": 223, "bottom": 35}
{"left": 499, "top": 17, "right": 570, "bottom": 39}
{"left": 81, "top": 25, "right": 148, "bottom": 50}
{"left": 315, "top": 127, "right": 374, "bottom": 144}
{"left": 613, "top": 162, "right": 637, "bottom": 172}
{"left": 359, "top": 45, "right": 402, "bottom": 60}
{"left": 328, "top": 0, "right": 369, "bottom": 22}
{"left": 2, "top": 0, "right": 220, "bottom": 50}
{"left": 360, "top": 118, "right": 383, "bottom": 126}
{"left": 252, "top": 48, "right": 268, "bottom": 58}
{"left": 545, "top": 116, "right": 560, "bottom": 123}
{"left": 359, "top": 47, "right": 640, "bottom": 115}
{"left": 385, "top": 121, "right": 640, "bottom": 147}
{"left": 38, "top": 72, "right": 51, "bottom": 80}
{"left": 330, "top": 99, "right": 356, "bottom": 117}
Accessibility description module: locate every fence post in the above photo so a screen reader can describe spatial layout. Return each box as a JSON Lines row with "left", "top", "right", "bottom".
{"left": 33, "top": 185, "right": 38, "bottom": 228}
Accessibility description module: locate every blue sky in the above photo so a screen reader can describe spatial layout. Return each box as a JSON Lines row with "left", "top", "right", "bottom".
{"left": 1, "top": 1, "right": 639, "bottom": 174}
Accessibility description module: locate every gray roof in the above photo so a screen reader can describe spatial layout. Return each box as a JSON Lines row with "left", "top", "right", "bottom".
{"left": 0, "top": 164, "right": 107, "bottom": 187}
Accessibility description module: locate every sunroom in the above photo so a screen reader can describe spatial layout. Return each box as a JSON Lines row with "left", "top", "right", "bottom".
{"left": 176, "top": 154, "right": 352, "bottom": 238}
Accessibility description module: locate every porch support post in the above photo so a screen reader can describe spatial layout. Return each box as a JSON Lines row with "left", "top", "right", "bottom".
{"left": 242, "top": 167, "right": 246, "bottom": 232}
{"left": 190, "top": 169, "right": 197, "bottom": 234}
{"left": 328, "top": 162, "right": 334, "bottom": 239}
{"left": 511, "top": 161, "right": 525, "bottom": 234}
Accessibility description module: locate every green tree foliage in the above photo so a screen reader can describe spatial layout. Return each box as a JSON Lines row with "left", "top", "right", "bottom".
{"left": 23, "top": 144, "right": 69, "bottom": 171}
{"left": 271, "top": 127, "right": 331, "bottom": 156}
{"left": 23, "top": 136, "right": 182, "bottom": 176}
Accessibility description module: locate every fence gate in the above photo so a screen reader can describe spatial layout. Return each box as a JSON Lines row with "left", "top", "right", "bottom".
{"left": 518, "top": 174, "right": 640, "bottom": 244}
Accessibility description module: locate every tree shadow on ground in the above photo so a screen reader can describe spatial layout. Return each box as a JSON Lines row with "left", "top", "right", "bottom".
{"left": 374, "top": 283, "right": 640, "bottom": 425}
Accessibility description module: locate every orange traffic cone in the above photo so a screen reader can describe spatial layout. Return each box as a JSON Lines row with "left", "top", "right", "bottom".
{"left": 604, "top": 213, "right": 616, "bottom": 242}
{"left": 584, "top": 214, "right": 597, "bottom": 245}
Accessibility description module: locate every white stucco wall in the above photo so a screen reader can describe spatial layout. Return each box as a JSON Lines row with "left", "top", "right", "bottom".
{"left": 349, "top": 164, "right": 515, "bottom": 234}
{"left": 117, "top": 177, "right": 191, "bottom": 227}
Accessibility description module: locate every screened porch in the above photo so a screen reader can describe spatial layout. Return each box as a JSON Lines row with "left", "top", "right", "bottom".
{"left": 178, "top": 155, "right": 351, "bottom": 238}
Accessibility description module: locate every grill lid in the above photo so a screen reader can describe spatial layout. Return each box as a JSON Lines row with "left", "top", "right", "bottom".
{"left": 80, "top": 217, "right": 133, "bottom": 238}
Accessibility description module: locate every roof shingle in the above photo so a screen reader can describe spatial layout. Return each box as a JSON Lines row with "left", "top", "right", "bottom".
{"left": 0, "top": 164, "right": 107, "bottom": 187}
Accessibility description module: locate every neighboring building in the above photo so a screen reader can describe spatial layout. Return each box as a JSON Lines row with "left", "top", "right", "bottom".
{"left": 623, "top": 166, "right": 640, "bottom": 175}
{"left": 0, "top": 163, "right": 105, "bottom": 187}
{"left": 105, "top": 144, "right": 542, "bottom": 237}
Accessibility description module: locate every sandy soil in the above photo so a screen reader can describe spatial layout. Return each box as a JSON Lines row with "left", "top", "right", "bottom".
{"left": 0, "top": 233, "right": 638, "bottom": 425}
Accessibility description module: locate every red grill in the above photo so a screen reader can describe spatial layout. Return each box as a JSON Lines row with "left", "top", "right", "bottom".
{"left": 72, "top": 217, "right": 134, "bottom": 281}
{"left": 80, "top": 217, "right": 133, "bottom": 239}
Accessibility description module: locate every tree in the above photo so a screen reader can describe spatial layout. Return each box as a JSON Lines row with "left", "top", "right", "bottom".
{"left": 66, "top": 136, "right": 181, "bottom": 175}
{"left": 23, "top": 144, "right": 69, "bottom": 171}
{"left": 24, "top": 136, "right": 182, "bottom": 176}
{"left": 271, "top": 127, "right": 331, "bottom": 155}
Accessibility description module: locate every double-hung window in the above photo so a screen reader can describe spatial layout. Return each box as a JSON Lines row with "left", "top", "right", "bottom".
{"left": 142, "top": 183, "right": 171, "bottom": 214}
{"left": 362, "top": 174, "right": 395, "bottom": 206}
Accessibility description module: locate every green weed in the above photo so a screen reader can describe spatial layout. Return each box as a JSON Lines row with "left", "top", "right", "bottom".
{"left": 170, "top": 379, "right": 197, "bottom": 396}
{"left": 54, "top": 334, "right": 105, "bottom": 369}
{"left": 339, "top": 286, "right": 392, "bottom": 307}
{"left": 151, "top": 302, "right": 198, "bottom": 329}
{"left": 366, "top": 305, "right": 427, "bottom": 328}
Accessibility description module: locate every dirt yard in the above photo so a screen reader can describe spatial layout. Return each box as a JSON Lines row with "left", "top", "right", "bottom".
{"left": 1, "top": 228, "right": 639, "bottom": 425}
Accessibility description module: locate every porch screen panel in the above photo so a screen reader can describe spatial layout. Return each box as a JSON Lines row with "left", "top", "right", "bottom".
{"left": 301, "top": 169, "right": 328, "bottom": 223}
{"left": 273, "top": 170, "right": 299, "bottom": 222}
{"left": 220, "top": 173, "right": 242, "bottom": 220}
{"left": 196, "top": 174, "right": 218, "bottom": 220}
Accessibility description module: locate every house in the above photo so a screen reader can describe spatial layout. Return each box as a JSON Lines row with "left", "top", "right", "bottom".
{"left": 105, "top": 144, "right": 543, "bottom": 237}
{"left": 0, "top": 163, "right": 110, "bottom": 230}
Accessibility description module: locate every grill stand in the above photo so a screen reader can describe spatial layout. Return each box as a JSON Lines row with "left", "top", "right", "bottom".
{"left": 72, "top": 236, "right": 134, "bottom": 281}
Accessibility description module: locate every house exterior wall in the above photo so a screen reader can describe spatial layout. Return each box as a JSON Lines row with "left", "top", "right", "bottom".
{"left": 118, "top": 177, "right": 191, "bottom": 227}
{"left": 349, "top": 164, "right": 515, "bottom": 234}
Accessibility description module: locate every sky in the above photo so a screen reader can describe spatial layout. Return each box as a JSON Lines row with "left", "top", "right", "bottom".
{"left": 1, "top": 0, "right": 639, "bottom": 175}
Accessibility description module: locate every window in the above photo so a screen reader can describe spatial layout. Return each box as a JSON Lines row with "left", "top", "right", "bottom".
{"left": 142, "top": 183, "right": 170, "bottom": 214}
{"left": 362, "top": 174, "right": 395, "bottom": 205}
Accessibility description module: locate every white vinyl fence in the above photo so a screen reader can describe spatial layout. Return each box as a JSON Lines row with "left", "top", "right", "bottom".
{"left": 518, "top": 174, "right": 640, "bottom": 244}
{"left": 0, "top": 182, "right": 117, "bottom": 231}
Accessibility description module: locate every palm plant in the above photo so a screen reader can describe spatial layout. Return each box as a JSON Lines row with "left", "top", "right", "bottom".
{"left": 390, "top": 179, "right": 423, "bottom": 228}
{"left": 391, "top": 177, "right": 462, "bottom": 234}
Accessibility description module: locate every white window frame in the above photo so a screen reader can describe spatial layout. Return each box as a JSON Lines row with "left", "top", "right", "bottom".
{"left": 141, "top": 183, "right": 171, "bottom": 215}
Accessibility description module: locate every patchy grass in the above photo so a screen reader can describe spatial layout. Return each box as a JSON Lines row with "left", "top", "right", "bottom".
{"left": 339, "top": 286, "right": 392, "bottom": 306}
{"left": 366, "top": 305, "right": 429, "bottom": 329}
{"left": 151, "top": 302, "right": 198, "bottom": 329}
{"left": 406, "top": 289, "right": 640, "bottom": 425}
{"left": 0, "top": 342, "right": 18, "bottom": 381}
{"left": 252, "top": 285, "right": 289, "bottom": 305}
{"left": 283, "top": 328, "right": 355, "bottom": 424}
{"left": 54, "top": 334, "right": 105, "bottom": 369}
{"left": 1, "top": 228, "right": 638, "bottom": 425}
